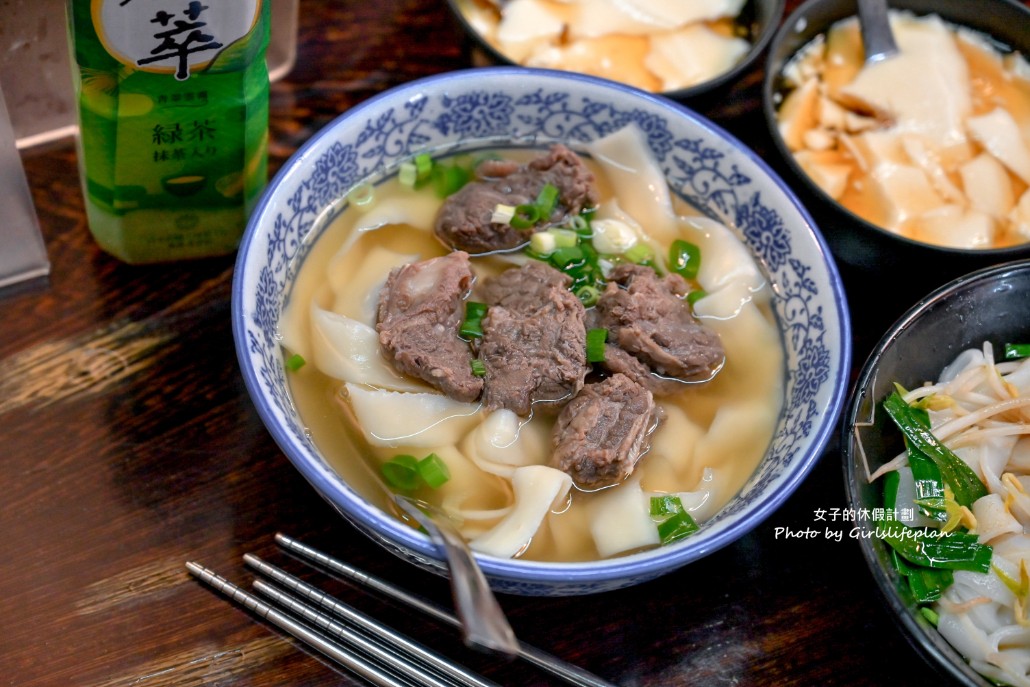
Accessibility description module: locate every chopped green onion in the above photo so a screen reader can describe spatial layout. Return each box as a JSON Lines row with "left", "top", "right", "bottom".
{"left": 650, "top": 495, "right": 683, "bottom": 518}
{"left": 285, "top": 353, "right": 306, "bottom": 372}
{"left": 575, "top": 285, "right": 601, "bottom": 308}
{"left": 908, "top": 439, "right": 948, "bottom": 523}
{"left": 464, "top": 302, "right": 487, "bottom": 321}
{"left": 1005, "top": 343, "right": 1030, "bottom": 360}
{"left": 549, "top": 245, "right": 584, "bottom": 269}
{"left": 432, "top": 163, "right": 471, "bottom": 198}
{"left": 382, "top": 455, "right": 420, "bottom": 490}
{"left": 511, "top": 204, "right": 541, "bottom": 229}
{"left": 459, "top": 301, "right": 488, "bottom": 339}
{"left": 919, "top": 607, "right": 940, "bottom": 626}
{"left": 491, "top": 203, "right": 516, "bottom": 225}
{"left": 876, "top": 519, "right": 991, "bottom": 572}
{"left": 878, "top": 465, "right": 990, "bottom": 574}
{"left": 686, "top": 289, "right": 707, "bottom": 306}
{"left": 669, "top": 239, "right": 702, "bottom": 279}
{"left": 398, "top": 161, "right": 417, "bottom": 187}
{"left": 414, "top": 153, "right": 433, "bottom": 180}
{"left": 347, "top": 182, "right": 375, "bottom": 206}
{"left": 534, "top": 183, "right": 559, "bottom": 217}
{"left": 894, "top": 550, "right": 954, "bottom": 603}
{"left": 883, "top": 469, "right": 901, "bottom": 510}
{"left": 649, "top": 494, "right": 699, "bottom": 545}
{"left": 882, "top": 388, "right": 988, "bottom": 507}
{"left": 529, "top": 231, "right": 557, "bottom": 256}
{"left": 657, "top": 509, "right": 700, "bottom": 545}
{"left": 566, "top": 213, "right": 591, "bottom": 236}
{"left": 383, "top": 453, "right": 451, "bottom": 490}
{"left": 470, "top": 359, "right": 487, "bottom": 377}
{"left": 417, "top": 453, "right": 451, "bottom": 489}
{"left": 551, "top": 228, "right": 579, "bottom": 248}
{"left": 586, "top": 328, "right": 608, "bottom": 363}
{"left": 624, "top": 243, "right": 655, "bottom": 265}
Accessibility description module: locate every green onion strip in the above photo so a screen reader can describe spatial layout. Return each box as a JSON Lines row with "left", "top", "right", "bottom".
{"left": 669, "top": 239, "right": 701, "bottom": 280}
{"left": 1005, "top": 343, "right": 1030, "bottom": 360}
{"left": 459, "top": 301, "right": 488, "bottom": 340}
{"left": 648, "top": 495, "right": 700, "bottom": 546}
{"left": 586, "top": 328, "right": 607, "bottom": 363}
{"left": 882, "top": 389, "right": 988, "bottom": 507}
{"left": 381, "top": 453, "right": 451, "bottom": 491}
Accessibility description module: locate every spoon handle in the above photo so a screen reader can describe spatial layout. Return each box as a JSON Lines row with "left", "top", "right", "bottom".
{"left": 857, "top": 0, "right": 899, "bottom": 64}
{"left": 394, "top": 496, "right": 520, "bottom": 656}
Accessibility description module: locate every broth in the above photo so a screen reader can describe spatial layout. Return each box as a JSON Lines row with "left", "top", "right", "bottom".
{"left": 281, "top": 144, "right": 784, "bottom": 562}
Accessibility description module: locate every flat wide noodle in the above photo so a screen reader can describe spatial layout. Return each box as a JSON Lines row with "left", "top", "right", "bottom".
{"left": 328, "top": 244, "right": 419, "bottom": 324}
{"left": 461, "top": 409, "right": 550, "bottom": 478}
{"left": 588, "top": 476, "right": 660, "bottom": 558}
{"left": 645, "top": 403, "right": 704, "bottom": 484}
{"left": 310, "top": 303, "right": 429, "bottom": 392}
{"left": 972, "top": 493, "right": 1022, "bottom": 543}
{"left": 678, "top": 215, "right": 767, "bottom": 319}
{"left": 470, "top": 465, "right": 572, "bottom": 558}
{"left": 586, "top": 125, "right": 679, "bottom": 246}
{"left": 344, "top": 383, "right": 481, "bottom": 447}
{"left": 354, "top": 192, "right": 444, "bottom": 234}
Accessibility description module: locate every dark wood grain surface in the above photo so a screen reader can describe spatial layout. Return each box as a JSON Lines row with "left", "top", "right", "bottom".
{"left": 3, "top": 1, "right": 1024, "bottom": 685}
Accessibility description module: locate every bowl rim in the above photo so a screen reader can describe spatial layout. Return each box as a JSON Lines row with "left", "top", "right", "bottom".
{"left": 760, "top": 0, "right": 1030, "bottom": 259}
{"left": 841, "top": 258, "right": 1030, "bottom": 686}
{"left": 444, "top": 0, "right": 786, "bottom": 101}
{"left": 233, "top": 65, "right": 852, "bottom": 586}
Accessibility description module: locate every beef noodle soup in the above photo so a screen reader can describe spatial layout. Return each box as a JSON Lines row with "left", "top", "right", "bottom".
{"left": 279, "top": 125, "right": 785, "bottom": 563}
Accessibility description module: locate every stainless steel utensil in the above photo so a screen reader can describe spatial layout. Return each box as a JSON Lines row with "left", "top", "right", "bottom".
{"left": 187, "top": 536, "right": 620, "bottom": 687}
{"left": 275, "top": 533, "right": 620, "bottom": 687}
{"left": 393, "top": 495, "right": 518, "bottom": 657}
{"left": 186, "top": 562, "right": 413, "bottom": 687}
{"left": 857, "top": 0, "right": 899, "bottom": 63}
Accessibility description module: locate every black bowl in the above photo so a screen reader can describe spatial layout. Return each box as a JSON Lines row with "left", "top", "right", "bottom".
{"left": 761, "top": 0, "right": 1030, "bottom": 292}
{"left": 446, "top": 0, "right": 785, "bottom": 110}
{"left": 842, "top": 259, "right": 1030, "bottom": 686}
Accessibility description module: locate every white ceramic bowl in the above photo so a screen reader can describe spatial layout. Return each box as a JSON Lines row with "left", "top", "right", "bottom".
{"left": 232, "top": 67, "right": 852, "bottom": 595}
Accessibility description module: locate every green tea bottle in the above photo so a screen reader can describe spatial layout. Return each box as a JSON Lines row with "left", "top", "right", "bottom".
{"left": 68, "top": 0, "right": 269, "bottom": 263}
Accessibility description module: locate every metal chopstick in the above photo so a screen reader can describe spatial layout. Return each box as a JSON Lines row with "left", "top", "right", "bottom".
{"left": 245, "top": 554, "right": 499, "bottom": 687}
{"left": 185, "top": 562, "right": 413, "bottom": 687}
{"left": 275, "top": 533, "right": 620, "bottom": 687}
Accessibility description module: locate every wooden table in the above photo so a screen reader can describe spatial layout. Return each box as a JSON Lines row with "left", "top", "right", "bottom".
{"left": 3, "top": 1, "right": 1020, "bottom": 685}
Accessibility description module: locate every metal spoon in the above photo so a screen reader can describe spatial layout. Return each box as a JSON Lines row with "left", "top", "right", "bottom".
{"left": 393, "top": 495, "right": 519, "bottom": 657}
{"left": 856, "top": 0, "right": 899, "bottom": 64}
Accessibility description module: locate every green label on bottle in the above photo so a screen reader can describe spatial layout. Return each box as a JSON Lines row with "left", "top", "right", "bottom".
{"left": 70, "top": 0, "right": 269, "bottom": 263}
{"left": 92, "top": 0, "right": 261, "bottom": 80}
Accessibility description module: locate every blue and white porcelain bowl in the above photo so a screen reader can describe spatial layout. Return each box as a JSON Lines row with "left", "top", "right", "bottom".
{"left": 232, "top": 67, "right": 852, "bottom": 596}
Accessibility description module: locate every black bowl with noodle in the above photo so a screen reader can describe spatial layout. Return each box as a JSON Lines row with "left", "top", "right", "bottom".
{"left": 843, "top": 259, "right": 1030, "bottom": 686}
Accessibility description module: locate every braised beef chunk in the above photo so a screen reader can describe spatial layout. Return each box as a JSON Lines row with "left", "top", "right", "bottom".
{"left": 434, "top": 144, "right": 598, "bottom": 254}
{"left": 600, "top": 343, "right": 691, "bottom": 396}
{"left": 376, "top": 251, "right": 483, "bottom": 402}
{"left": 551, "top": 373, "right": 657, "bottom": 490}
{"left": 479, "top": 258, "right": 570, "bottom": 309}
{"left": 583, "top": 307, "right": 685, "bottom": 397}
{"left": 594, "top": 263, "right": 724, "bottom": 381}
{"left": 478, "top": 262, "right": 589, "bottom": 415}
